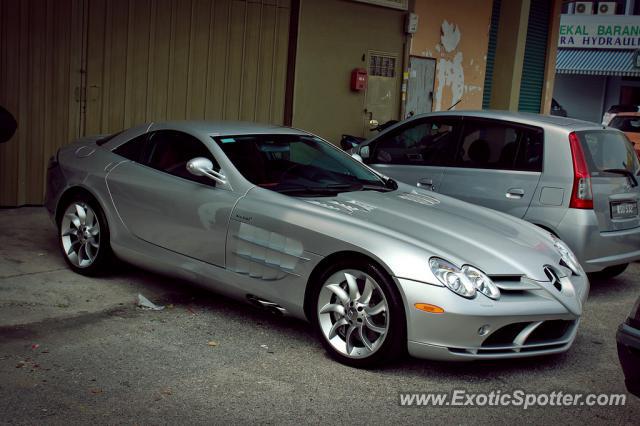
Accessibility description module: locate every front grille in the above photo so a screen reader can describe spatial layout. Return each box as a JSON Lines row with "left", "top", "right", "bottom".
{"left": 479, "top": 319, "right": 577, "bottom": 349}
{"left": 544, "top": 266, "right": 562, "bottom": 292}
{"left": 481, "top": 322, "right": 531, "bottom": 347}
{"left": 527, "top": 320, "right": 573, "bottom": 344}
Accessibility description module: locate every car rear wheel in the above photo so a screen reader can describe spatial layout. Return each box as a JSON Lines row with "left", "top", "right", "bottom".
{"left": 311, "top": 260, "right": 405, "bottom": 368}
{"left": 58, "top": 195, "right": 112, "bottom": 276}
{"left": 589, "top": 263, "right": 629, "bottom": 280}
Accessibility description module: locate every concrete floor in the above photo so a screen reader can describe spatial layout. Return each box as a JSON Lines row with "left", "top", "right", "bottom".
{"left": 0, "top": 207, "right": 638, "bottom": 424}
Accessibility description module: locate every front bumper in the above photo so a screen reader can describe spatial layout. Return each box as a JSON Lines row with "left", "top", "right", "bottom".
{"left": 557, "top": 208, "right": 640, "bottom": 273}
{"left": 616, "top": 322, "right": 640, "bottom": 397}
{"left": 397, "top": 273, "right": 588, "bottom": 361}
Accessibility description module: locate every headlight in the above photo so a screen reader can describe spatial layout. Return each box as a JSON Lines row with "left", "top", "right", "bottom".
{"left": 462, "top": 265, "right": 500, "bottom": 300}
{"left": 429, "top": 258, "right": 500, "bottom": 300}
{"left": 551, "top": 235, "right": 582, "bottom": 275}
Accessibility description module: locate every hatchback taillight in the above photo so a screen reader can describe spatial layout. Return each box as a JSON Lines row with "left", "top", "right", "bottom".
{"left": 569, "top": 132, "right": 593, "bottom": 209}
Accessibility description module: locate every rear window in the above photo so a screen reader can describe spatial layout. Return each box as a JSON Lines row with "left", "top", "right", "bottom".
{"left": 575, "top": 130, "right": 640, "bottom": 176}
{"left": 609, "top": 116, "right": 640, "bottom": 133}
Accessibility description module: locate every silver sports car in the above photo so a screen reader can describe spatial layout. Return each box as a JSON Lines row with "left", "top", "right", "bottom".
{"left": 45, "top": 121, "right": 589, "bottom": 367}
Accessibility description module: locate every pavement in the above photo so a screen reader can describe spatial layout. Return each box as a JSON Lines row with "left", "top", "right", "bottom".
{"left": 0, "top": 207, "right": 638, "bottom": 424}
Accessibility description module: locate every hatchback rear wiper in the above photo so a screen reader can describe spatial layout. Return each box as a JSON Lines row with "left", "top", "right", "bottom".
{"left": 601, "top": 168, "right": 638, "bottom": 187}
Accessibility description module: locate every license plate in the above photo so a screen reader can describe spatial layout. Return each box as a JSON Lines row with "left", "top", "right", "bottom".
{"left": 611, "top": 201, "right": 638, "bottom": 219}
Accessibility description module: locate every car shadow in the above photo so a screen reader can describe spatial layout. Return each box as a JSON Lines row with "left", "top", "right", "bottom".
{"left": 107, "top": 260, "right": 580, "bottom": 381}
{"left": 587, "top": 273, "right": 637, "bottom": 298}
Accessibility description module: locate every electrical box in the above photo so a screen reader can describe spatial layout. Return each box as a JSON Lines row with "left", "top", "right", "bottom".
{"left": 350, "top": 68, "right": 368, "bottom": 91}
{"left": 405, "top": 13, "right": 419, "bottom": 34}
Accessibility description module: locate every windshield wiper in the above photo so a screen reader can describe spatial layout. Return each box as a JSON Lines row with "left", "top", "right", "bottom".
{"left": 276, "top": 184, "right": 353, "bottom": 195}
{"left": 601, "top": 168, "right": 638, "bottom": 187}
{"left": 359, "top": 184, "right": 394, "bottom": 192}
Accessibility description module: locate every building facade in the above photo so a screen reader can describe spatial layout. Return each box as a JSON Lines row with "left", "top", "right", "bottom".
{"left": 553, "top": 0, "right": 640, "bottom": 123}
{"left": 0, "top": 0, "right": 562, "bottom": 206}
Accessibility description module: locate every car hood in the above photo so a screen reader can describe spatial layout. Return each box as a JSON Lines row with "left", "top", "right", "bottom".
{"left": 301, "top": 184, "right": 561, "bottom": 281}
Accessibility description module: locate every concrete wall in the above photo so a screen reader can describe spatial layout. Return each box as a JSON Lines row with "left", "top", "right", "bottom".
{"left": 553, "top": 74, "right": 606, "bottom": 123}
{"left": 410, "top": 0, "right": 493, "bottom": 111}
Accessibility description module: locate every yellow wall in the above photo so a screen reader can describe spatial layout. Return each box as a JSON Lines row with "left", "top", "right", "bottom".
{"left": 410, "top": 0, "right": 493, "bottom": 111}
{"left": 293, "top": 0, "right": 405, "bottom": 144}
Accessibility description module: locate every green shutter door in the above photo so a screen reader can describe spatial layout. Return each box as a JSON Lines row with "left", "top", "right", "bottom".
{"left": 482, "top": 0, "right": 501, "bottom": 109}
{"left": 518, "top": 0, "right": 551, "bottom": 113}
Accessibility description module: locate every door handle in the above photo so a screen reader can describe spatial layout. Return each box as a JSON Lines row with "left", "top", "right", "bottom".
{"left": 417, "top": 178, "right": 435, "bottom": 191}
{"left": 506, "top": 188, "right": 525, "bottom": 199}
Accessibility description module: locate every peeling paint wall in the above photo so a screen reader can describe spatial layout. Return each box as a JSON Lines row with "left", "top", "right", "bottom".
{"left": 411, "top": 0, "right": 493, "bottom": 111}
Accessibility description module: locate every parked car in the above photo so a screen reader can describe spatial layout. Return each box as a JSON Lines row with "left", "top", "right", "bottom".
{"left": 352, "top": 111, "right": 640, "bottom": 277}
{"left": 617, "top": 296, "right": 640, "bottom": 397}
{"left": 46, "top": 121, "right": 589, "bottom": 367}
{"left": 602, "top": 104, "right": 640, "bottom": 126}
{"left": 550, "top": 98, "right": 567, "bottom": 117}
{"left": 608, "top": 112, "right": 640, "bottom": 156}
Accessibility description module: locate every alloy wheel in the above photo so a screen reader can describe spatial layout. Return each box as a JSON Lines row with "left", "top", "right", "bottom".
{"left": 317, "top": 269, "right": 389, "bottom": 359}
{"left": 60, "top": 202, "right": 101, "bottom": 268}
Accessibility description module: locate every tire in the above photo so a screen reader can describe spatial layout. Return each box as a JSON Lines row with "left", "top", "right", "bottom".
{"left": 57, "top": 194, "right": 112, "bottom": 276}
{"left": 589, "top": 263, "right": 629, "bottom": 281}
{"left": 310, "top": 258, "right": 406, "bottom": 368}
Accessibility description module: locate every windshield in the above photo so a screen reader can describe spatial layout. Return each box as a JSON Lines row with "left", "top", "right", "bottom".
{"left": 576, "top": 130, "right": 640, "bottom": 176}
{"left": 609, "top": 116, "right": 640, "bottom": 133}
{"left": 212, "top": 134, "right": 391, "bottom": 195}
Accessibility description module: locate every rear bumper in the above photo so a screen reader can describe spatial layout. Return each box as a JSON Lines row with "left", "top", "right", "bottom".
{"left": 616, "top": 322, "right": 640, "bottom": 397}
{"left": 556, "top": 209, "right": 640, "bottom": 273}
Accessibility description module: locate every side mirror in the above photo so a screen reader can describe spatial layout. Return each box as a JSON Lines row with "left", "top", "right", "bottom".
{"left": 186, "top": 157, "right": 227, "bottom": 185}
{"left": 351, "top": 153, "right": 363, "bottom": 163}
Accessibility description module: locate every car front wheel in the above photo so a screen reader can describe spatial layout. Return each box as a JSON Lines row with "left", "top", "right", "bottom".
{"left": 58, "top": 195, "right": 112, "bottom": 276}
{"left": 311, "top": 260, "right": 406, "bottom": 368}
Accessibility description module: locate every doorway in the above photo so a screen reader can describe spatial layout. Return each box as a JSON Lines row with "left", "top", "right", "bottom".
{"left": 405, "top": 56, "right": 436, "bottom": 118}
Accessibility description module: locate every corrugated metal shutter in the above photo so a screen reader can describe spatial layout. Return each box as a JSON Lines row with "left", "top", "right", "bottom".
{"left": 518, "top": 0, "right": 551, "bottom": 113}
{"left": 0, "top": 0, "right": 291, "bottom": 206}
{"left": 482, "top": 0, "right": 501, "bottom": 109}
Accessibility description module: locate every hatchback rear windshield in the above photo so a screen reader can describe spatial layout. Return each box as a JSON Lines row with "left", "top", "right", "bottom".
{"left": 575, "top": 130, "right": 640, "bottom": 176}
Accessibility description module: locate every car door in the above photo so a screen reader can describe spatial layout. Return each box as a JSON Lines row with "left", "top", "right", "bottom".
{"left": 106, "top": 129, "right": 241, "bottom": 267}
{"left": 437, "top": 118, "right": 544, "bottom": 218}
{"left": 362, "top": 116, "right": 461, "bottom": 191}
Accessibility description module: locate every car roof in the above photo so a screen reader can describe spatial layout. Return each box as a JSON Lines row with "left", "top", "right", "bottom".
{"left": 408, "top": 110, "right": 605, "bottom": 132}
{"left": 152, "top": 120, "right": 309, "bottom": 136}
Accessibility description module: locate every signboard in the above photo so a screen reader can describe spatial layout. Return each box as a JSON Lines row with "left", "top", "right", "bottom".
{"left": 351, "top": 0, "right": 408, "bottom": 10}
{"left": 559, "top": 14, "right": 640, "bottom": 49}
{"left": 634, "top": 49, "right": 640, "bottom": 69}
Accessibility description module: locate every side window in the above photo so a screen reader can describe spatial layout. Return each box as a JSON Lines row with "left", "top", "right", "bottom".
{"left": 455, "top": 120, "right": 543, "bottom": 172}
{"left": 113, "top": 133, "right": 148, "bottom": 161}
{"left": 371, "top": 119, "right": 458, "bottom": 166}
{"left": 515, "top": 127, "right": 544, "bottom": 172}
{"left": 143, "top": 130, "right": 220, "bottom": 185}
